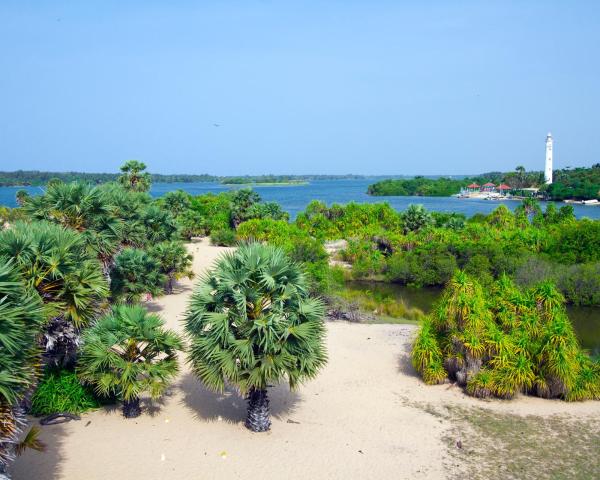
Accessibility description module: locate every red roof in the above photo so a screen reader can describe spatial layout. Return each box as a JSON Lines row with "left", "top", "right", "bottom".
{"left": 482, "top": 182, "right": 495, "bottom": 187}
{"left": 467, "top": 183, "right": 480, "bottom": 188}
{"left": 498, "top": 184, "right": 511, "bottom": 190}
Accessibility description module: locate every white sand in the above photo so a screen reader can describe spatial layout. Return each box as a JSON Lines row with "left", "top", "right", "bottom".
{"left": 13, "top": 239, "right": 600, "bottom": 480}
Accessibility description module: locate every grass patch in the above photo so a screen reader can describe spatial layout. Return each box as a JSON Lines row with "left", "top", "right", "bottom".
{"left": 330, "top": 286, "right": 425, "bottom": 322}
{"left": 410, "top": 400, "right": 600, "bottom": 480}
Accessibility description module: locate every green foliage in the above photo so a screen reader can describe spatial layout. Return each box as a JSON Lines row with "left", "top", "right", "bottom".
{"left": 545, "top": 219, "right": 600, "bottom": 263}
{"left": 148, "top": 241, "right": 194, "bottom": 293}
{"left": 185, "top": 243, "right": 327, "bottom": 394}
{"left": 367, "top": 177, "right": 466, "bottom": 196}
{"left": 159, "top": 190, "right": 192, "bottom": 218}
{"left": 412, "top": 272, "right": 600, "bottom": 401}
{"left": 543, "top": 164, "right": 600, "bottom": 201}
{"left": 78, "top": 305, "right": 182, "bottom": 414}
{"left": 237, "top": 218, "right": 330, "bottom": 291}
{"left": 401, "top": 204, "right": 433, "bottom": 233}
{"left": 0, "top": 221, "right": 108, "bottom": 326}
{"left": 210, "top": 229, "right": 237, "bottom": 246}
{"left": 295, "top": 201, "right": 402, "bottom": 239}
{"left": 110, "top": 248, "right": 166, "bottom": 302}
{"left": 118, "top": 160, "right": 151, "bottom": 192}
{"left": 0, "top": 259, "right": 44, "bottom": 471}
{"left": 30, "top": 369, "right": 100, "bottom": 415}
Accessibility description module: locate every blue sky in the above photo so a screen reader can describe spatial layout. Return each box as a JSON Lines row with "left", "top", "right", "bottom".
{"left": 1, "top": 1, "right": 599, "bottom": 175}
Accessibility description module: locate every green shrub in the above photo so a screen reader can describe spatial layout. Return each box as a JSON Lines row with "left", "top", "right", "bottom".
{"left": 31, "top": 369, "right": 101, "bottom": 415}
{"left": 210, "top": 229, "right": 237, "bottom": 246}
{"left": 412, "top": 272, "right": 600, "bottom": 401}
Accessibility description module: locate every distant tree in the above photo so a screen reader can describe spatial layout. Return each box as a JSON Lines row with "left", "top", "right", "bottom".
{"left": 402, "top": 204, "right": 433, "bottom": 233}
{"left": 118, "top": 160, "right": 151, "bottom": 192}
{"left": 78, "top": 304, "right": 182, "bottom": 418}
{"left": 15, "top": 189, "right": 29, "bottom": 207}
{"left": 161, "top": 190, "right": 191, "bottom": 218}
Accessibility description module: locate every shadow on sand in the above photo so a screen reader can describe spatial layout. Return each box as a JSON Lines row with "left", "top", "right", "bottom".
{"left": 397, "top": 339, "right": 420, "bottom": 378}
{"left": 10, "top": 418, "right": 68, "bottom": 480}
{"left": 178, "top": 372, "right": 301, "bottom": 425}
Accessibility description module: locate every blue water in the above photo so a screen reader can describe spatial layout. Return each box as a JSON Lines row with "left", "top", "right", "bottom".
{"left": 2, "top": 179, "right": 600, "bottom": 220}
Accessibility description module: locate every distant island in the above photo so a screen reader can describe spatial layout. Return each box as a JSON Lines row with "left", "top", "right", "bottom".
{"left": 367, "top": 164, "right": 600, "bottom": 202}
{"left": 220, "top": 176, "right": 308, "bottom": 186}
{"left": 0, "top": 171, "right": 370, "bottom": 187}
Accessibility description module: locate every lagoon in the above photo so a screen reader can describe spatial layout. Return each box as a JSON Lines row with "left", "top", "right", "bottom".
{"left": 2, "top": 179, "right": 600, "bottom": 220}
{"left": 345, "top": 281, "right": 600, "bottom": 356}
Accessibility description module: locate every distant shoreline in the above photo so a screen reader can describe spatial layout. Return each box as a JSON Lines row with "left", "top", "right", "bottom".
{"left": 221, "top": 181, "right": 308, "bottom": 187}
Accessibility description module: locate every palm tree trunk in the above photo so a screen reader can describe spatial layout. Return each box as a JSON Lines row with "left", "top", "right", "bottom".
{"left": 42, "top": 316, "right": 79, "bottom": 369}
{"left": 245, "top": 388, "right": 271, "bottom": 432}
{"left": 122, "top": 397, "right": 141, "bottom": 418}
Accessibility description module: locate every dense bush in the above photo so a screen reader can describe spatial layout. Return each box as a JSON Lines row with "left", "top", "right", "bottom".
{"left": 210, "top": 229, "right": 237, "bottom": 246}
{"left": 237, "top": 218, "right": 331, "bottom": 291}
{"left": 515, "top": 257, "right": 600, "bottom": 306}
{"left": 30, "top": 369, "right": 101, "bottom": 416}
{"left": 412, "top": 272, "right": 600, "bottom": 401}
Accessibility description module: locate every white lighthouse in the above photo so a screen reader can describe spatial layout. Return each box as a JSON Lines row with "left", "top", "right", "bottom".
{"left": 545, "top": 132, "right": 553, "bottom": 184}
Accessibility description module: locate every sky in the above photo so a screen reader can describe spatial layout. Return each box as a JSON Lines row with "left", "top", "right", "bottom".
{"left": 0, "top": 1, "right": 599, "bottom": 176}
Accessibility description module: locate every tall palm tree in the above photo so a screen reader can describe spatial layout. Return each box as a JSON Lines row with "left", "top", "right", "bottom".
{"left": 0, "top": 222, "right": 108, "bottom": 367}
{"left": 78, "top": 305, "right": 182, "bottom": 418}
{"left": 185, "top": 243, "right": 327, "bottom": 432}
{"left": 118, "top": 160, "right": 151, "bottom": 192}
{"left": 0, "top": 260, "right": 45, "bottom": 475}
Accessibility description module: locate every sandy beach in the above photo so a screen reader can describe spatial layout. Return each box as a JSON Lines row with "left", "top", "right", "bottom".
{"left": 12, "top": 239, "right": 600, "bottom": 480}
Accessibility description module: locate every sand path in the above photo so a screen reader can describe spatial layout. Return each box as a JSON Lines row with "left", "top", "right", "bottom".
{"left": 13, "top": 239, "right": 600, "bottom": 480}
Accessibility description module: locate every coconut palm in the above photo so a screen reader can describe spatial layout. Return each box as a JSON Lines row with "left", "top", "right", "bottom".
{"left": 110, "top": 248, "right": 166, "bottom": 303}
{"left": 185, "top": 243, "right": 327, "bottom": 432}
{"left": 0, "top": 260, "right": 45, "bottom": 475}
{"left": 118, "top": 160, "right": 151, "bottom": 192}
{"left": 78, "top": 304, "right": 182, "bottom": 418}
{"left": 0, "top": 222, "right": 108, "bottom": 367}
{"left": 149, "top": 241, "right": 194, "bottom": 294}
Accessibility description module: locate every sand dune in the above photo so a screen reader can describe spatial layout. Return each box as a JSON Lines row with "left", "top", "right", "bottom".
{"left": 12, "top": 239, "right": 600, "bottom": 480}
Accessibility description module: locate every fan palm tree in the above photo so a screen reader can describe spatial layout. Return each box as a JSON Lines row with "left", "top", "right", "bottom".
{"left": 110, "top": 248, "right": 166, "bottom": 303}
{"left": 21, "top": 181, "right": 123, "bottom": 274}
{"left": 78, "top": 304, "right": 182, "bottom": 418}
{"left": 185, "top": 243, "right": 327, "bottom": 432}
{"left": 402, "top": 204, "right": 433, "bottom": 233}
{"left": 149, "top": 241, "right": 194, "bottom": 294}
{"left": 0, "top": 222, "right": 108, "bottom": 367}
{"left": 0, "top": 260, "right": 45, "bottom": 475}
{"left": 118, "top": 160, "right": 151, "bottom": 192}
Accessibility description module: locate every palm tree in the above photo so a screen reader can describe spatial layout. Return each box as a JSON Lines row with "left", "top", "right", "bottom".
{"left": 0, "top": 260, "right": 45, "bottom": 475}
{"left": 185, "top": 243, "right": 327, "bottom": 432}
{"left": 78, "top": 304, "right": 182, "bottom": 418}
{"left": 118, "top": 160, "right": 151, "bottom": 192}
{"left": 110, "top": 248, "right": 166, "bottom": 303}
{"left": 21, "top": 181, "right": 123, "bottom": 274}
{"left": 160, "top": 190, "right": 191, "bottom": 218}
{"left": 149, "top": 241, "right": 194, "bottom": 294}
{"left": 402, "top": 204, "right": 432, "bottom": 233}
{"left": 0, "top": 221, "right": 108, "bottom": 367}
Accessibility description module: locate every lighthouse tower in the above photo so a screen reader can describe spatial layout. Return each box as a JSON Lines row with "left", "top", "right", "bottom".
{"left": 545, "top": 132, "right": 553, "bottom": 184}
